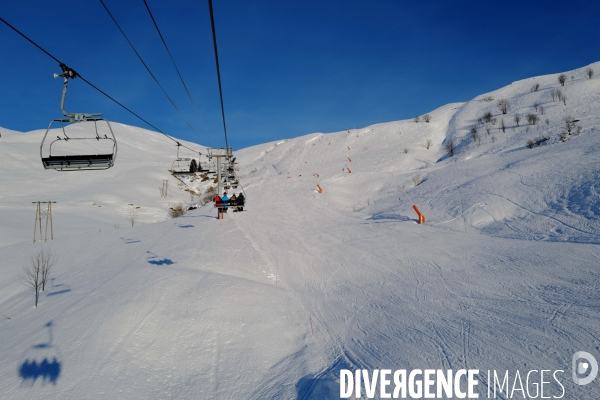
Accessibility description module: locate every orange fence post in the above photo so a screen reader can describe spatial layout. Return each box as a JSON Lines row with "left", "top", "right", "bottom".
{"left": 347, "top": 146, "right": 350, "bottom": 150}
{"left": 317, "top": 184, "right": 323, "bottom": 193}
{"left": 347, "top": 167, "right": 352, "bottom": 173}
{"left": 348, "top": 157, "right": 352, "bottom": 162}
{"left": 412, "top": 205, "right": 426, "bottom": 224}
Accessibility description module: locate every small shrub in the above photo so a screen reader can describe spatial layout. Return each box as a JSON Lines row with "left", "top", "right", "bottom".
{"left": 587, "top": 67, "right": 594, "bottom": 79}
{"left": 533, "top": 102, "right": 539, "bottom": 112}
{"left": 404, "top": 148, "right": 409, "bottom": 154}
{"left": 562, "top": 96, "right": 567, "bottom": 106}
{"left": 564, "top": 116, "right": 579, "bottom": 135}
{"left": 527, "top": 137, "right": 548, "bottom": 148}
{"left": 482, "top": 96, "right": 494, "bottom": 102}
{"left": 445, "top": 140, "right": 455, "bottom": 157}
{"left": 558, "top": 74, "right": 567, "bottom": 86}
{"left": 470, "top": 126, "right": 479, "bottom": 142}
{"left": 423, "top": 114, "right": 431, "bottom": 123}
{"left": 483, "top": 111, "right": 493, "bottom": 123}
{"left": 168, "top": 203, "right": 187, "bottom": 218}
{"left": 497, "top": 99, "right": 509, "bottom": 114}
{"left": 540, "top": 106, "right": 545, "bottom": 115}
{"left": 425, "top": 139, "right": 432, "bottom": 149}
{"left": 514, "top": 114, "right": 520, "bottom": 126}
{"left": 414, "top": 116, "right": 420, "bottom": 123}
{"left": 491, "top": 136, "right": 496, "bottom": 143}
{"left": 501, "top": 119, "right": 506, "bottom": 133}
{"left": 527, "top": 114, "right": 539, "bottom": 125}
{"left": 531, "top": 82, "right": 540, "bottom": 92}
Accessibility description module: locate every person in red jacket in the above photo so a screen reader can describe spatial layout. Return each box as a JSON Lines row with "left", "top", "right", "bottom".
{"left": 214, "top": 194, "right": 222, "bottom": 207}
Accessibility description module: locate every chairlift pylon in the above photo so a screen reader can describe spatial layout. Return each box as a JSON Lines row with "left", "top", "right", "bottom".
{"left": 40, "top": 64, "right": 117, "bottom": 171}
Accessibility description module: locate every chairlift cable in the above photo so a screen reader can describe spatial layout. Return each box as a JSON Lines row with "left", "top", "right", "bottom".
{"left": 208, "top": 0, "right": 230, "bottom": 151}
{"left": 0, "top": 17, "right": 62, "bottom": 64}
{"left": 0, "top": 16, "right": 202, "bottom": 156}
{"left": 142, "top": 0, "right": 218, "bottom": 148}
{"left": 99, "top": 0, "right": 199, "bottom": 137}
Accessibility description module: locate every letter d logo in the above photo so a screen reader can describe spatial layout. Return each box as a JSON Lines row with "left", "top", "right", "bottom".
{"left": 572, "top": 351, "right": 598, "bottom": 385}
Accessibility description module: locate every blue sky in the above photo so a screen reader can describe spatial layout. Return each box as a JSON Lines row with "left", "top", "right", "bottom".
{"left": 1, "top": 0, "right": 599, "bottom": 150}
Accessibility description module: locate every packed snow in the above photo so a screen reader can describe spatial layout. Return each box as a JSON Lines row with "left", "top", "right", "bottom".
{"left": 1, "top": 62, "right": 599, "bottom": 399}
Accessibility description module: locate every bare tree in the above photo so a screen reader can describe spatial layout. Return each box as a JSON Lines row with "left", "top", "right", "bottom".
{"left": 555, "top": 89, "right": 563, "bottom": 102}
{"left": 533, "top": 102, "right": 539, "bottom": 112}
{"left": 514, "top": 114, "right": 521, "bottom": 126}
{"left": 125, "top": 207, "right": 138, "bottom": 227}
{"left": 527, "top": 113, "right": 539, "bottom": 125}
{"left": 422, "top": 114, "right": 431, "bottom": 123}
{"left": 445, "top": 140, "right": 455, "bottom": 157}
{"left": 562, "top": 95, "right": 567, "bottom": 106}
{"left": 558, "top": 74, "right": 567, "bottom": 86}
{"left": 501, "top": 119, "right": 506, "bottom": 133}
{"left": 497, "top": 99, "right": 509, "bottom": 114}
{"left": 21, "top": 262, "right": 41, "bottom": 307}
{"left": 20, "top": 248, "right": 56, "bottom": 307}
{"left": 414, "top": 116, "right": 420, "bottom": 123}
{"left": 540, "top": 106, "right": 545, "bottom": 115}
{"left": 39, "top": 249, "right": 57, "bottom": 292}
{"left": 531, "top": 82, "right": 540, "bottom": 92}
{"left": 587, "top": 67, "right": 594, "bottom": 79}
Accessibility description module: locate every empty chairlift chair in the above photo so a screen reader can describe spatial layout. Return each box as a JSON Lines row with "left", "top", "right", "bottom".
{"left": 170, "top": 143, "right": 194, "bottom": 176}
{"left": 40, "top": 64, "right": 117, "bottom": 171}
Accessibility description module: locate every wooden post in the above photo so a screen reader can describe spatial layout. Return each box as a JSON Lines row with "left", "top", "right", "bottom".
{"left": 49, "top": 202, "right": 54, "bottom": 240}
{"left": 33, "top": 201, "right": 40, "bottom": 244}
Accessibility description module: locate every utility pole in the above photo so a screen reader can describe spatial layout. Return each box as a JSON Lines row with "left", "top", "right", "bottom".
{"left": 33, "top": 201, "right": 56, "bottom": 243}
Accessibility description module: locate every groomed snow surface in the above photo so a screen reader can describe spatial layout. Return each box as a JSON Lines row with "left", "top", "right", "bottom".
{"left": 1, "top": 62, "right": 599, "bottom": 399}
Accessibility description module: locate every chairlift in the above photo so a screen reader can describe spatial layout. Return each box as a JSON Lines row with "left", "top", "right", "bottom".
{"left": 40, "top": 64, "right": 117, "bottom": 171}
{"left": 170, "top": 143, "right": 192, "bottom": 176}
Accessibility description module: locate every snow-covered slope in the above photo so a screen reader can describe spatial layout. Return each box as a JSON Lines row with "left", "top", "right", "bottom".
{"left": 1, "top": 62, "right": 599, "bottom": 399}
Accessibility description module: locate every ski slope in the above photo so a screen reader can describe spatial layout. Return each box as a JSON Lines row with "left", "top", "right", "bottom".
{"left": 1, "top": 62, "right": 599, "bottom": 399}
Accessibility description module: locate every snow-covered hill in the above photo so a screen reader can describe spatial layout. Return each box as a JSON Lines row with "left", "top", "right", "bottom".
{"left": 1, "top": 62, "right": 599, "bottom": 399}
